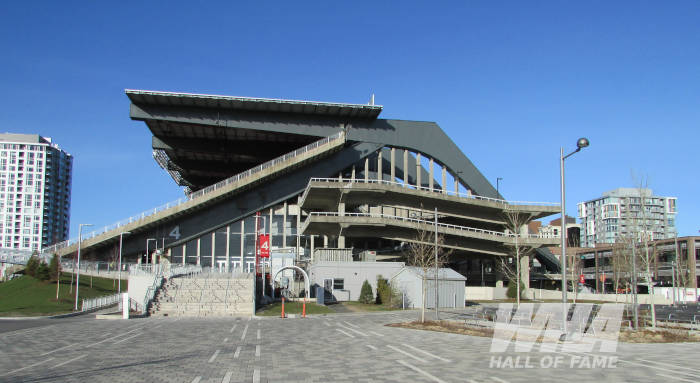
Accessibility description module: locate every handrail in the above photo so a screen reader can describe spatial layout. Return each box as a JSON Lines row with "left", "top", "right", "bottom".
{"left": 82, "top": 292, "right": 122, "bottom": 312}
{"left": 305, "top": 212, "right": 546, "bottom": 239}
{"left": 304, "top": 177, "right": 559, "bottom": 206}
{"left": 42, "top": 131, "right": 345, "bottom": 255}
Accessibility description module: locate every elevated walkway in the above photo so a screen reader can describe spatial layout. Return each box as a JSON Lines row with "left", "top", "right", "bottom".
{"left": 302, "top": 212, "right": 558, "bottom": 256}
{"left": 43, "top": 132, "right": 346, "bottom": 257}
{"left": 299, "top": 178, "right": 559, "bottom": 225}
{"left": 150, "top": 272, "right": 254, "bottom": 317}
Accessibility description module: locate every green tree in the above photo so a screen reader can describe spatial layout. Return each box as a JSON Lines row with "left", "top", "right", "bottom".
{"left": 48, "top": 254, "right": 60, "bottom": 282}
{"left": 37, "top": 261, "right": 50, "bottom": 281}
{"left": 506, "top": 279, "right": 525, "bottom": 299}
{"left": 25, "top": 256, "right": 39, "bottom": 277}
{"left": 359, "top": 280, "right": 374, "bottom": 304}
{"left": 376, "top": 275, "right": 390, "bottom": 305}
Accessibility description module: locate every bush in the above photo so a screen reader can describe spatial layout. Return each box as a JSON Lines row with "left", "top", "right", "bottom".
{"left": 506, "top": 279, "right": 525, "bottom": 299}
{"left": 36, "top": 261, "right": 50, "bottom": 281}
{"left": 359, "top": 280, "right": 374, "bottom": 304}
{"left": 25, "top": 256, "right": 40, "bottom": 277}
{"left": 48, "top": 254, "right": 60, "bottom": 282}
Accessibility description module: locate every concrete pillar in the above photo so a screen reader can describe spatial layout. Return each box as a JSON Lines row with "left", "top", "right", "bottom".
{"left": 429, "top": 157, "right": 434, "bottom": 191}
{"left": 441, "top": 166, "right": 447, "bottom": 194}
{"left": 377, "top": 150, "right": 383, "bottom": 181}
{"left": 310, "top": 235, "right": 315, "bottom": 262}
{"left": 196, "top": 238, "right": 201, "bottom": 266}
{"left": 338, "top": 172, "right": 342, "bottom": 181}
{"left": 416, "top": 153, "right": 422, "bottom": 188}
{"left": 364, "top": 157, "right": 369, "bottom": 182}
{"left": 520, "top": 255, "right": 530, "bottom": 292}
{"left": 338, "top": 236, "right": 345, "bottom": 248}
{"left": 269, "top": 207, "right": 274, "bottom": 243}
{"left": 689, "top": 239, "right": 697, "bottom": 289}
{"left": 594, "top": 250, "right": 599, "bottom": 293}
{"left": 296, "top": 199, "right": 301, "bottom": 261}
{"left": 282, "top": 201, "right": 288, "bottom": 248}
{"left": 324, "top": 235, "right": 328, "bottom": 247}
{"left": 351, "top": 166, "right": 356, "bottom": 181}
{"left": 403, "top": 150, "right": 409, "bottom": 186}
{"left": 182, "top": 243, "right": 186, "bottom": 265}
{"left": 225, "top": 225, "right": 231, "bottom": 272}
{"left": 211, "top": 232, "right": 216, "bottom": 269}
{"left": 454, "top": 174, "right": 459, "bottom": 195}
{"left": 240, "top": 220, "right": 245, "bottom": 272}
{"left": 338, "top": 202, "right": 346, "bottom": 248}
{"left": 390, "top": 147, "right": 395, "bottom": 182}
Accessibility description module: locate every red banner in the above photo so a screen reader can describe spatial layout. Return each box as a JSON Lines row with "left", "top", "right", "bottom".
{"left": 258, "top": 234, "right": 270, "bottom": 258}
{"left": 579, "top": 274, "right": 585, "bottom": 284}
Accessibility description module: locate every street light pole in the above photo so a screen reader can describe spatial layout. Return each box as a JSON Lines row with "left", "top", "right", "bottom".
{"left": 74, "top": 223, "right": 93, "bottom": 311}
{"left": 559, "top": 138, "right": 589, "bottom": 338}
{"left": 118, "top": 231, "right": 131, "bottom": 293}
{"left": 434, "top": 206, "right": 439, "bottom": 320}
{"left": 496, "top": 177, "right": 503, "bottom": 196}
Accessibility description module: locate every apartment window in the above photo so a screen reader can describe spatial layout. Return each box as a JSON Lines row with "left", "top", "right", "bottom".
{"left": 333, "top": 279, "right": 344, "bottom": 290}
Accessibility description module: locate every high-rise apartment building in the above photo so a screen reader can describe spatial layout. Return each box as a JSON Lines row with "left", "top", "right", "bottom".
{"left": 578, "top": 187, "right": 677, "bottom": 248}
{"left": 0, "top": 134, "right": 72, "bottom": 251}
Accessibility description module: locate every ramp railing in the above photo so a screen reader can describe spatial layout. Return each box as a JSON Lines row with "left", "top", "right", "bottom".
{"left": 42, "top": 131, "right": 345, "bottom": 255}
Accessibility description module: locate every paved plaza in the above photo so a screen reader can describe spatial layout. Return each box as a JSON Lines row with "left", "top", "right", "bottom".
{"left": 1, "top": 310, "right": 699, "bottom": 382}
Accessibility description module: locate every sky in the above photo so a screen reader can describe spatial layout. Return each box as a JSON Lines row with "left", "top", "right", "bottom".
{"left": 0, "top": 1, "right": 698, "bottom": 239}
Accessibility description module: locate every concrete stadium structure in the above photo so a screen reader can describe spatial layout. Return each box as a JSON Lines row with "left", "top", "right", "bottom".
{"left": 30, "top": 90, "right": 561, "bottom": 290}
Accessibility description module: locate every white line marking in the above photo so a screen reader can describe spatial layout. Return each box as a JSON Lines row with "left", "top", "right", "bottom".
{"left": 388, "top": 345, "right": 426, "bottom": 363}
{"left": 616, "top": 358, "right": 700, "bottom": 378}
{"left": 208, "top": 350, "right": 220, "bottom": 363}
{"left": 230, "top": 324, "right": 237, "bottom": 333}
{"left": 337, "top": 323, "right": 368, "bottom": 336}
{"left": 255, "top": 345, "right": 260, "bottom": 358}
{"left": 336, "top": 329, "right": 355, "bottom": 338}
{"left": 253, "top": 369, "right": 260, "bottom": 383}
{"left": 637, "top": 358, "right": 700, "bottom": 373}
{"left": 86, "top": 328, "right": 140, "bottom": 347}
{"left": 396, "top": 359, "right": 446, "bottom": 383}
{"left": 492, "top": 378, "right": 510, "bottom": 383}
{"left": 369, "top": 331, "right": 385, "bottom": 337}
{"left": 241, "top": 324, "right": 249, "bottom": 340}
{"left": 113, "top": 332, "right": 141, "bottom": 345}
{"left": 343, "top": 321, "right": 360, "bottom": 328}
{"left": 257, "top": 329, "right": 261, "bottom": 340}
{"left": 655, "top": 373, "right": 697, "bottom": 383}
{"left": 401, "top": 343, "right": 452, "bottom": 363}
{"left": 366, "top": 344, "right": 377, "bottom": 350}
{"left": 323, "top": 321, "right": 331, "bottom": 327}
{"left": 223, "top": 337, "right": 229, "bottom": 343}
{"left": 1, "top": 358, "right": 55, "bottom": 377}
{"left": 191, "top": 377, "right": 201, "bottom": 383}
{"left": 233, "top": 346, "right": 241, "bottom": 358}
{"left": 41, "top": 342, "right": 78, "bottom": 356}
{"left": 222, "top": 371, "right": 233, "bottom": 383}
{"left": 51, "top": 354, "right": 87, "bottom": 369}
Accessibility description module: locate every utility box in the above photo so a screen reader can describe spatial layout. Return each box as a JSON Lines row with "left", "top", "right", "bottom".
{"left": 316, "top": 286, "right": 325, "bottom": 305}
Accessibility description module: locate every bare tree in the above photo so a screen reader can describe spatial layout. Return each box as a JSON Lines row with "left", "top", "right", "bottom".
{"left": 405, "top": 209, "right": 451, "bottom": 323}
{"left": 500, "top": 210, "right": 535, "bottom": 307}
{"left": 634, "top": 177, "right": 658, "bottom": 328}
{"left": 108, "top": 244, "right": 119, "bottom": 290}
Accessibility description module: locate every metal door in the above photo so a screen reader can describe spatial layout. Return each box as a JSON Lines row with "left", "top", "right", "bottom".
{"left": 323, "top": 278, "right": 334, "bottom": 301}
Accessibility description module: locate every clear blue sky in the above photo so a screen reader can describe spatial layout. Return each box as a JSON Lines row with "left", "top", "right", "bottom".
{"left": 1, "top": 1, "right": 698, "bottom": 238}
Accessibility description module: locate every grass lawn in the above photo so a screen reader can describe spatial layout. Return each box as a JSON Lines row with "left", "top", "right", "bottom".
{"left": 256, "top": 301, "right": 335, "bottom": 316}
{"left": 0, "top": 273, "right": 126, "bottom": 317}
{"left": 338, "top": 301, "right": 403, "bottom": 312}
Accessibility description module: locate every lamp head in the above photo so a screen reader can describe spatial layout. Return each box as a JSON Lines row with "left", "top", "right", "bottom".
{"left": 576, "top": 137, "right": 590, "bottom": 149}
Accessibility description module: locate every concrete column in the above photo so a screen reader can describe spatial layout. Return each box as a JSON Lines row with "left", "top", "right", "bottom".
{"left": 520, "top": 255, "right": 530, "bottom": 292}
{"left": 240, "top": 220, "right": 245, "bottom": 272}
{"left": 454, "top": 174, "right": 459, "bottom": 195}
{"left": 211, "top": 232, "right": 216, "bottom": 268}
{"left": 689, "top": 239, "right": 697, "bottom": 289}
{"left": 338, "top": 172, "right": 343, "bottom": 181}
{"left": 390, "top": 147, "right": 395, "bottom": 182}
{"left": 403, "top": 150, "right": 408, "bottom": 186}
{"left": 225, "top": 225, "right": 231, "bottom": 272}
{"left": 441, "top": 166, "right": 447, "bottom": 194}
{"left": 182, "top": 244, "right": 186, "bottom": 265}
{"left": 364, "top": 157, "right": 369, "bottom": 182}
{"left": 429, "top": 157, "right": 434, "bottom": 191}
{"left": 416, "top": 153, "right": 422, "bottom": 188}
{"left": 310, "top": 235, "right": 315, "bottom": 262}
{"left": 338, "top": 202, "right": 346, "bottom": 248}
{"left": 338, "top": 236, "right": 345, "bottom": 248}
{"left": 282, "top": 201, "right": 288, "bottom": 248}
{"left": 377, "top": 150, "right": 383, "bottom": 181}
{"left": 269, "top": 207, "right": 274, "bottom": 241}
{"left": 324, "top": 235, "right": 329, "bottom": 247}
{"left": 594, "top": 250, "right": 599, "bottom": 293}
{"left": 351, "top": 166, "right": 356, "bottom": 181}
{"left": 296, "top": 199, "right": 301, "bottom": 261}
{"left": 196, "top": 238, "right": 201, "bottom": 266}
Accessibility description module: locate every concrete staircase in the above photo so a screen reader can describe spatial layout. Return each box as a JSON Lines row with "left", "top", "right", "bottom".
{"left": 149, "top": 273, "right": 254, "bottom": 317}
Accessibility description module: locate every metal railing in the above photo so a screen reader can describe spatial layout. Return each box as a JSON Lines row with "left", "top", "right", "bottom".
{"left": 81, "top": 293, "right": 121, "bottom": 312}
{"left": 305, "top": 212, "right": 546, "bottom": 239}
{"left": 42, "top": 131, "right": 345, "bottom": 255}
{"left": 0, "top": 248, "right": 51, "bottom": 265}
{"left": 304, "top": 177, "right": 559, "bottom": 206}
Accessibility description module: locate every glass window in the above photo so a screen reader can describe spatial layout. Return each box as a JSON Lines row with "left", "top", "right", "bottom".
{"left": 333, "top": 278, "right": 344, "bottom": 290}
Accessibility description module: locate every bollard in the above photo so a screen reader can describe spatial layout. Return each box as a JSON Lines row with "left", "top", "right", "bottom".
{"left": 281, "top": 297, "right": 285, "bottom": 318}
{"left": 302, "top": 300, "right": 306, "bottom": 318}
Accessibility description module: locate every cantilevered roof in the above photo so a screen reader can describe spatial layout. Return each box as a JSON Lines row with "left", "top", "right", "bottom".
{"left": 126, "top": 89, "right": 383, "bottom": 119}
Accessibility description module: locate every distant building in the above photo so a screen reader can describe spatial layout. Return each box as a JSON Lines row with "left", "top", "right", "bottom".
{"left": 535, "top": 215, "right": 581, "bottom": 248}
{"left": 578, "top": 188, "right": 677, "bottom": 248}
{"left": 0, "top": 134, "right": 72, "bottom": 251}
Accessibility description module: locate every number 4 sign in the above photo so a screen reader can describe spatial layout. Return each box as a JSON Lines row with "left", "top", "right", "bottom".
{"left": 258, "top": 234, "right": 270, "bottom": 258}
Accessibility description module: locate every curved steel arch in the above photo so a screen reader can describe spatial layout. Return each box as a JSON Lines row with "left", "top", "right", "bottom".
{"left": 271, "top": 265, "right": 310, "bottom": 301}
